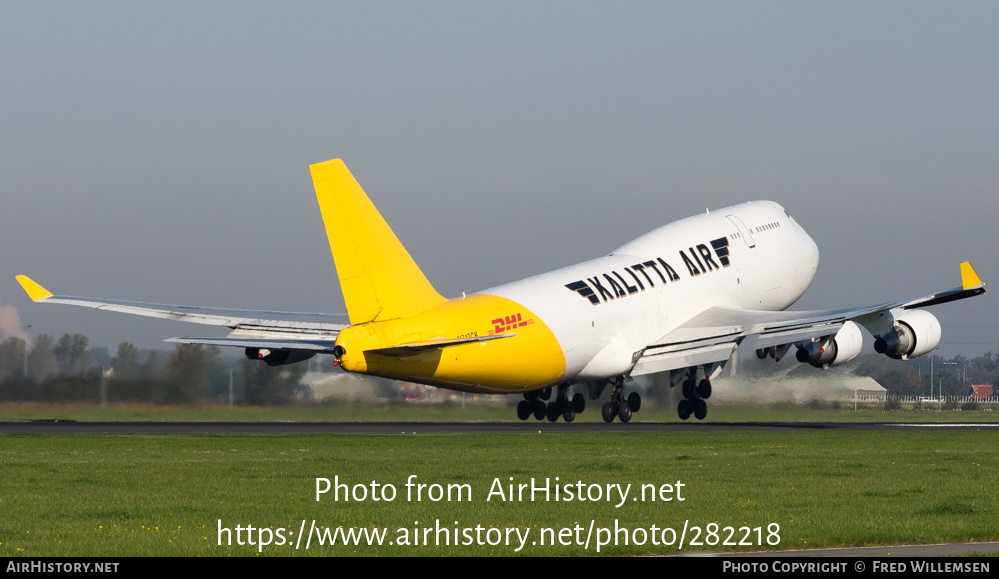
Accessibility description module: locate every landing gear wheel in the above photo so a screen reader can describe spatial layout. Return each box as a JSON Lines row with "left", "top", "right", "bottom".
{"left": 517, "top": 400, "right": 531, "bottom": 421}
{"left": 602, "top": 402, "right": 616, "bottom": 423}
{"left": 546, "top": 402, "right": 560, "bottom": 422}
{"left": 682, "top": 369, "right": 701, "bottom": 401}
{"left": 627, "top": 392, "right": 642, "bottom": 412}
{"left": 540, "top": 387, "right": 552, "bottom": 401}
{"left": 618, "top": 403, "right": 632, "bottom": 423}
{"left": 572, "top": 393, "right": 586, "bottom": 413}
{"left": 562, "top": 408, "right": 576, "bottom": 423}
{"left": 532, "top": 400, "right": 546, "bottom": 420}
{"left": 677, "top": 399, "right": 692, "bottom": 420}
{"left": 696, "top": 379, "right": 712, "bottom": 399}
{"left": 694, "top": 398, "right": 708, "bottom": 420}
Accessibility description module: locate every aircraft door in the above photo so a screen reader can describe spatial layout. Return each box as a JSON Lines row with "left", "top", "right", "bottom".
{"left": 726, "top": 215, "right": 756, "bottom": 248}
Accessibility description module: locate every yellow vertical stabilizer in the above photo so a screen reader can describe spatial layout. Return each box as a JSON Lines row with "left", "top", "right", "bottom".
{"left": 310, "top": 159, "right": 448, "bottom": 324}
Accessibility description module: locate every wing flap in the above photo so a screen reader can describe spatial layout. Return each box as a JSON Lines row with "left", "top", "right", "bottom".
{"left": 632, "top": 343, "right": 738, "bottom": 377}
{"left": 755, "top": 323, "right": 844, "bottom": 350}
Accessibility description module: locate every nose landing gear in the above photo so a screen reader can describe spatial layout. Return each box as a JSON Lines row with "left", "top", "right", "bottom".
{"left": 600, "top": 378, "right": 642, "bottom": 423}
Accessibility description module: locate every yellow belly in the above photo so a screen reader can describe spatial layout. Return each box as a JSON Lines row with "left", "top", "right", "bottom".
{"left": 334, "top": 294, "right": 566, "bottom": 393}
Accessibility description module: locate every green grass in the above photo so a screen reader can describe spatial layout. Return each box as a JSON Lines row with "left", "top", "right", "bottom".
{"left": 1, "top": 431, "right": 996, "bottom": 556}
{"left": 0, "top": 400, "right": 996, "bottom": 423}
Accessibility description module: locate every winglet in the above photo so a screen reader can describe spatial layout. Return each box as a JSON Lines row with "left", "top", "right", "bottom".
{"left": 16, "top": 275, "right": 53, "bottom": 302}
{"left": 960, "top": 262, "right": 983, "bottom": 291}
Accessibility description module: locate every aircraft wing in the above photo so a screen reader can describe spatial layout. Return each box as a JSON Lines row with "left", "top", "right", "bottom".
{"left": 630, "top": 262, "right": 985, "bottom": 376}
{"left": 15, "top": 275, "right": 348, "bottom": 350}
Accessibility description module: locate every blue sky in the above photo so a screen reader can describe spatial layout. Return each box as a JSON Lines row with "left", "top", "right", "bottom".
{"left": 1, "top": 2, "right": 996, "bottom": 356}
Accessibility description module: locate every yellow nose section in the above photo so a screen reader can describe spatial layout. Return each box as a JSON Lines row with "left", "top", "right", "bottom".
{"left": 334, "top": 294, "right": 565, "bottom": 393}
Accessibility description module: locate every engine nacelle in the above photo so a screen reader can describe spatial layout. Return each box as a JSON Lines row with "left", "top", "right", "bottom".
{"left": 795, "top": 321, "right": 864, "bottom": 369}
{"left": 873, "top": 309, "right": 941, "bottom": 360}
{"left": 245, "top": 347, "right": 316, "bottom": 367}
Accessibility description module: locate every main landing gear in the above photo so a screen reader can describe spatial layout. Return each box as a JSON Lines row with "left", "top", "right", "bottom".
{"left": 514, "top": 377, "right": 643, "bottom": 424}
{"left": 516, "top": 385, "right": 585, "bottom": 423}
{"left": 676, "top": 367, "right": 710, "bottom": 421}
{"left": 600, "top": 378, "right": 642, "bottom": 424}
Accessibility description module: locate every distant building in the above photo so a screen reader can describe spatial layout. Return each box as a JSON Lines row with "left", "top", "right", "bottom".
{"left": 970, "top": 384, "right": 994, "bottom": 400}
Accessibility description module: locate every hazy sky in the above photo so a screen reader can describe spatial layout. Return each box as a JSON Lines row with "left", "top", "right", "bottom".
{"left": 1, "top": 2, "right": 996, "bottom": 358}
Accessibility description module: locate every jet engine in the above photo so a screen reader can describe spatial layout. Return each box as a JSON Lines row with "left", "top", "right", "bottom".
{"left": 795, "top": 321, "right": 863, "bottom": 369}
{"left": 245, "top": 347, "right": 316, "bottom": 367}
{"left": 873, "top": 309, "right": 941, "bottom": 360}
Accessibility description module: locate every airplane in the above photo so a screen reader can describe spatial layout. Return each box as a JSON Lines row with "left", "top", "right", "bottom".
{"left": 16, "top": 159, "right": 986, "bottom": 423}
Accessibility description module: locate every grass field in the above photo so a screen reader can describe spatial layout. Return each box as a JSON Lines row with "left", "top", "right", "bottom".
{"left": 1, "top": 430, "right": 996, "bottom": 556}
{"left": 0, "top": 400, "right": 997, "bottom": 423}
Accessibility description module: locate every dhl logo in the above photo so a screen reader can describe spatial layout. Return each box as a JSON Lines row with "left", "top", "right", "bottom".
{"left": 488, "top": 313, "right": 534, "bottom": 335}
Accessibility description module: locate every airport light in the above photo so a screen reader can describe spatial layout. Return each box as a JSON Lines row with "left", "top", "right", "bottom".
{"left": 21, "top": 324, "right": 31, "bottom": 378}
{"left": 942, "top": 361, "right": 965, "bottom": 398}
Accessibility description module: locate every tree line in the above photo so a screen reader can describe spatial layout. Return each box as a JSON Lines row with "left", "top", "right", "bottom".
{"left": 1, "top": 332, "right": 996, "bottom": 404}
{"left": 0, "top": 334, "right": 307, "bottom": 405}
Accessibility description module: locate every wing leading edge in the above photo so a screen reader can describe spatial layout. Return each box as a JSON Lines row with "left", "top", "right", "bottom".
{"left": 631, "top": 261, "right": 986, "bottom": 376}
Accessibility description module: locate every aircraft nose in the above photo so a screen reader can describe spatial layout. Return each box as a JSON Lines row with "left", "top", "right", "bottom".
{"left": 804, "top": 231, "right": 820, "bottom": 278}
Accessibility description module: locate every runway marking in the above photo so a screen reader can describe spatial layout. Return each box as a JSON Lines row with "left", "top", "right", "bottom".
{"left": 892, "top": 423, "right": 999, "bottom": 428}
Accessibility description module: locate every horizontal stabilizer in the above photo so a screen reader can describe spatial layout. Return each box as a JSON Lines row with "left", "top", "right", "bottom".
{"left": 366, "top": 333, "right": 515, "bottom": 357}
{"left": 166, "top": 337, "right": 338, "bottom": 352}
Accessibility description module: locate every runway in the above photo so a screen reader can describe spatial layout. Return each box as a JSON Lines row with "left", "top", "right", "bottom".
{"left": 3, "top": 420, "right": 999, "bottom": 434}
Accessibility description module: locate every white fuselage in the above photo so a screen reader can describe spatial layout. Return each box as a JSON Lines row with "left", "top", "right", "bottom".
{"left": 481, "top": 200, "right": 820, "bottom": 382}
